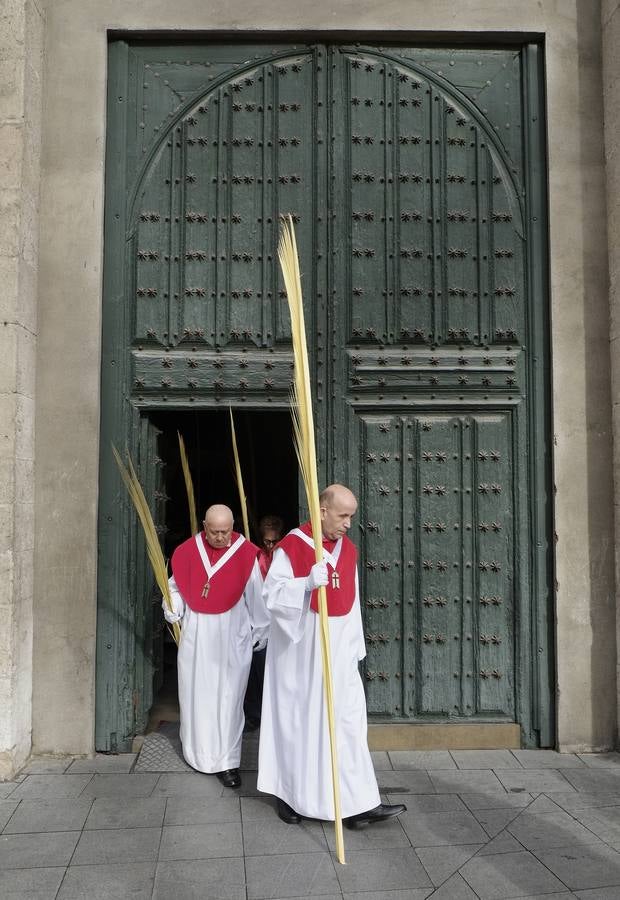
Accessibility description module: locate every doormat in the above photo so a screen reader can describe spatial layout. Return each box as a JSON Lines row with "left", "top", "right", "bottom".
{"left": 134, "top": 720, "right": 260, "bottom": 773}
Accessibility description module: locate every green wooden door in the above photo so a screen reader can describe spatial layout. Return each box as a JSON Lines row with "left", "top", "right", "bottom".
{"left": 97, "top": 40, "right": 551, "bottom": 750}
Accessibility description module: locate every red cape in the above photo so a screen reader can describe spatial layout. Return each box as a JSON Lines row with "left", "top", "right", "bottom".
{"left": 171, "top": 532, "right": 259, "bottom": 614}
{"left": 277, "top": 522, "right": 357, "bottom": 616}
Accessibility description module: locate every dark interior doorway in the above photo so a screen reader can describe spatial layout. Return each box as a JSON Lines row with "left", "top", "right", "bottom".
{"left": 146, "top": 408, "right": 298, "bottom": 729}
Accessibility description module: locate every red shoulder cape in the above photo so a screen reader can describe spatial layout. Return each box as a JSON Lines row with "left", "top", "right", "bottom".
{"left": 277, "top": 522, "right": 357, "bottom": 616}
{"left": 171, "top": 532, "right": 259, "bottom": 614}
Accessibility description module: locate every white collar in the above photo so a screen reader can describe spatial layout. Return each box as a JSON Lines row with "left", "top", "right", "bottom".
{"left": 194, "top": 532, "right": 245, "bottom": 579}
{"left": 290, "top": 527, "right": 342, "bottom": 568}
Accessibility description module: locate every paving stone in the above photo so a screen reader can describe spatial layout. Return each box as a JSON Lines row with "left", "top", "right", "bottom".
{"left": 235, "top": 769, "right": 262, "bottom": 796}
{"left": 3, "top": 798, "right": 92, "bottom": 833}
{"left": 0, "top": 831, "right": 79, "bottom": 868}
{"left": 57, "top": 862, "right": 156, "bottom": 900}
{"left": 460, "top": 790, "right": 533, "bottom": 810}
{"left": 159, "top": 822, "right": 243, "bottom": 860}
{"left": 385, "top": 792, "right": 466, "bottom": 813}
{"left": 578, "top": 754, "right": 620, "bottom": 769}
{"left": 323, "top": 816, "right": 410, "bottom": 851}
{"left": 573, "top": 806, "right": 620, "bottom": 846}
{"left": 451, "top": 750, "right": 521, "bottom": 770}
{"left": 461, "top": 848, "right": 567, "bottom": 898}
{"left": 552, "top": 792, "right": 620, "bottom": 812}
{"left": 244, "top": 817, "right": 328, "bottom": 855}
{"left": 85, "top": 796, "right": 166, "bottom": 829}
{"left": 334, "top": 847, "right": 432, "bottom": 893}
{"left": 154, "top": 858, "right": 246, "bottom": 900}
{"left": 416, "top": 843, "right": 482, "bottom": 886}
{"left": 80, "top": 773, "right": 159, "bottom": 799}
{"left": 72, "top": 826, "right": 161, "bottom": 865}
{"left": 20, "top": 757, "right": 74, "bottom": 775}
{"left": 0, "top": 799, "right": 19, "bottom": 829}
{"left": 0, "top": 783, "right": 18, "bottom": 799}
{"left": 507, "top": 798, "right": 600, "bottom": 851}
{"left": 388, "top": 751, "right": 455, "bottom": 770}
{"left": 246, "top": 851, "right": 340, "bottom": 899}
{"left": 562, "top": 769, "right": 620, "bottom": 794}
{"left": 534, "top": 842, "right": 620, "bottom": 891}
{"left": 478, "top": 831, "right": 524, "bottom": 854}
{"left": 494, "top": 768, "right": 574, "bottom": 793}
{"left": 241, "top": 795, "right": 279, "bottom": 821}
{"left": 371, "top": 750, "right": 392, "bottom": 770}
{"left": 0, "top": 866, "right": 65, "bottom": 899}
{"left": 509, "top": 894, "right": 577, "bottom": 899}
{"left": 165, "top": 795, "right": 240, "bottom": 826}
{"left": 471, "top": 806, "right": 525, "bottom": 838}
{"left": 418, "top": 872, "right": 477, "bottom": 899}
{"left": 575, "top": 888, "right": 620, "bottom": 898}
{"left": 9, "top": 775, "right": 92, "bottom": 800}
{"left": 429, "top": 769, "right": 504, "bottom": 794}
{"left": 512, "top": 750, "right": 585, "bottom": 769}
{"left": 343, "top": 890, "right": 433, "bottom": 900}
{"left": 67, "top": 754, "right": 137, "bottom": 774}
{"left": 399, "top": 808, "right": 488, "bottom": 847}
{"left": 377, "top": 770, "right": 435, "bottom": 793}
{"left": 153, "top": 772, "right": 224, "bottom": 798}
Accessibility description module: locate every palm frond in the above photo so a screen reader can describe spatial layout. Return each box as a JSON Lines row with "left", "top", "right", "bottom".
{"left": 113, "top": 445, "right": 181, "bottom": 646}
{"left": 278, "top": 216, "right": 345, "bottom": 864}
{"left": 229, "top": 408, "right": 250, "bottom": 540}
{"left": 177, "top": 431, "right": 199, "bottom": 536}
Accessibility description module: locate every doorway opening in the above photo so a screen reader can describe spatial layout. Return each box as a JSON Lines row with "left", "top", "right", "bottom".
{"left": 146, "top": 407, "right": 298, "bottom": 731}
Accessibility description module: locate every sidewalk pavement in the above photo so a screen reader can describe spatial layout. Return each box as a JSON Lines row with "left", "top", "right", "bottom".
{"left": 3, "top": 746, "right": 620, "bottom": 899}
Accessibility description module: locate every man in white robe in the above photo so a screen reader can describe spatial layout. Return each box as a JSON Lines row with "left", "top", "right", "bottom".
{"left": 258, "top": 484, "right": 406, "bottom": 828}
{"left": 163, "top": 504, "right": 269, "bottom": 787}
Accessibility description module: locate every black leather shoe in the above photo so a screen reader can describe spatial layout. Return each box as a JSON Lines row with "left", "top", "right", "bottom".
{"left": 343, "top": 803, "right": 407, "bottom": 829}
{"left": 215, "top": 768, "right": 241, "bottom": 788}
{"left": 277, "top": 798, "right": 302, "bottom": 824}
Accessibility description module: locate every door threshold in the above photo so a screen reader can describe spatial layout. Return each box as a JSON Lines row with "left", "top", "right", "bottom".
{"left": 368, "top": 722, "right": 520, "bottom": 750}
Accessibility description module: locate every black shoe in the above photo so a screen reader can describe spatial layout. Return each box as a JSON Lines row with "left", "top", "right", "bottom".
{"left": 216, "top": 768, "right": 241, "bottom": 788}
{"left": 343, "top": 803, "right": 407, "bottom": 829}
{"left": 277, "top": 798, "right": 302, "bottom": 824}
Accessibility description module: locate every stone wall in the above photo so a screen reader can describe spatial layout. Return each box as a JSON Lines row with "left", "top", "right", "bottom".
{"left": 22, "top": 0, "right": 615, "bottom": 761}
{"left": 0, "top": 0, "right": 44, "bottom": 778}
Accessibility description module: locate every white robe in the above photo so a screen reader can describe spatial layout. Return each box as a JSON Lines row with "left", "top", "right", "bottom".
{"left": 257, "top": 545, "right": 380, "bottom": 819}
{"left": 167, "top": 559, "right": 268, "bottom": 773}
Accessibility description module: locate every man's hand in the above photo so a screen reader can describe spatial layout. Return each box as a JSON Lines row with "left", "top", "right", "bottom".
{"left": 306, "top": 560, "right": 329, "bottom": 591}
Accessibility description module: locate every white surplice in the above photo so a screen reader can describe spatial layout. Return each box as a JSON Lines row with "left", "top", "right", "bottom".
{"left": 167, "top": 555, "right": 268, "bottom": 774}
{"left": 257, "top": 543, "right": 380, "bottom": 820}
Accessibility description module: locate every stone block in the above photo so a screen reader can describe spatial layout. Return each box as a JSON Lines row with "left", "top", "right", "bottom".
{"left": 57, "top": 861, "right": 155, "bottom": 900}
{"left": 245, "top": 851, "right": 340, "bottom": 899}
{"left": 242, "top": 818, "right": 327, "bottom": 856}
{"left": 534, "top": 841, "right": 620, "bottom": 891}
{"left": 0, "top": 867, "right": 65, "bottom": 899}
{"left": 4, "top": 797, "right": 92, "bottom": 833}
{"left": 334, "top": 847, "right": 432, "bottom": 894}
{"left": 85, "top": 796, "right": 165, "bottom": 830}
{"left": 159, "top": 823, "right": 243, "bottom": 861}
{"left": 164, "top": 795, "right": 240, "bottom": 826}
{"left": 0, "top": 830, "right": 79, "bottom": 869}
{"left": 461, "top": 849, "right": 566, "bottom": 898}
{"left": 153, "top": 859, "right": 245, "bottom": 900}
{"left": 0, "top": 123, "right": 24, "bottom": 193}
{"left": 72, "top": 827, "right": 161, "bottom": 865}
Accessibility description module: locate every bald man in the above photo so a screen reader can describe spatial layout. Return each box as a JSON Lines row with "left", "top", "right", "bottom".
{"left": 258, "top": 485, "right": 406, "bottom": 828}
{"left": 163, "top": 504, "right": 268, "bottom": 787}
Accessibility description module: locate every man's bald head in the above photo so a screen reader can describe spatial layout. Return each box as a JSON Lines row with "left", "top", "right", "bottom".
{"left": 319, "top": 484, "right": 358, "bottom": 541}
{"left": 203, "top": 504, "right": 234, "bottom": 549}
